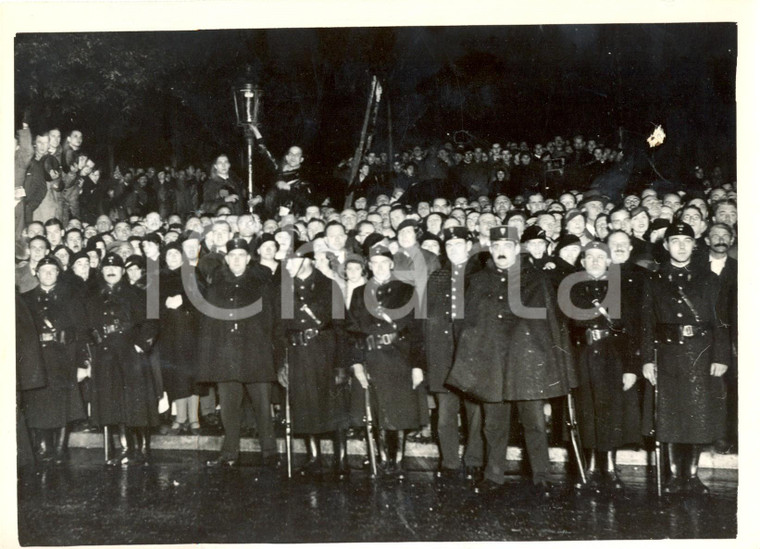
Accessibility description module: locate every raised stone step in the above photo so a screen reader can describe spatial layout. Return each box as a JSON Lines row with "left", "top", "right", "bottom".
{"left": 68, "top": 432, "right": 738, "bottom": 470}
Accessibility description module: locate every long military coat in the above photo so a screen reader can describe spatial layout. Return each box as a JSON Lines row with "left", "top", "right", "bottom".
{"left": 424, "top": 259, "right": 480, "bottom": 393}
{"left": 83, "top": 278, "right": 160, "bottom": 427}
{"left": 641, "top": 261, "right": 729, "bottom": 443}
{"left": 196, "top": 266, "right": 279, "bottom": 384}
{"left": 446, "top": 259, "right": 577, "bottom": 403}
{"left": 22, "top": 283, "right": 85, "bottom": 428}
{"left": 345, "top": 278, "right": 426, "bottom": 431}
{"left": 565, "top": 272, "right": 641, "bottom": 450}
{"left": 279, "top": 269, "right": 348, "bottom": 434}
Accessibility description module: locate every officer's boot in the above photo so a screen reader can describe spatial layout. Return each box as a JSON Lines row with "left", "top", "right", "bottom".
{"left": 137, "top": 427, "right": 151, "bottom": 466}
{"left": 604, "top": 450, "right": 624, "bottom": 491}
{"left": 334, "top": 429, "right": 350, "bottom": 481}
{"left": 663, "top": 443, "right": 684, "bottom": 494}
{"left": 393, "top": 430, "right": 406, "bottom": 480}
{"left": 376, "top": 430, "right": 392, "bottom": 474}
{"left": 685, "top": 444, "right": 709, "bottom": 495}
{"left": 107, "top": 425, "right": 131, "bottom": 466}
{"left": 576, "top": 450, "right": 599, "bottom": 491}
{"left": 118, "top": 424, "right": 128, "bottom": 453}
{"left": 52, "top": 425, "right": 69, "bottom": 465}
{"left": 32, "top": 429, "right": 51, "bottom": 463}
{"left": 299, "top": 435, "right": 322, "bottom": 478}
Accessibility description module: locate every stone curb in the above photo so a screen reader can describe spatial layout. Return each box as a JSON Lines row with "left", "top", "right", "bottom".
{"left": 69, "top": 432, "right": 738, "bottom": 469}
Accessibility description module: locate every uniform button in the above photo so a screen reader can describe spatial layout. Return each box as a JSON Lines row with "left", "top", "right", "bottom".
{"left": 500, "top": 278, "right": 506, "bottom": 282}
{"left": 677, "top": 300, "right": 683, "bottom": 304}
{"left": 444, "top": 330, "right": 449, "bottom": 335}
{"left": 498, "top": 296, "right": 504, "bottom": 301}
{"left": 677, "top": 313, "right": 683, "bottom": 318}
{"left": 452, "top": 305, "right": 457, "bottom": 310}
{"left": 497, "top": 314, "right": 503, "bottom": 319}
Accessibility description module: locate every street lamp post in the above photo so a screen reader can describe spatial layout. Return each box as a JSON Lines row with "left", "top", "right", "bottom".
{"left": 233, "top": 82, "right": 263, "bottom": 211}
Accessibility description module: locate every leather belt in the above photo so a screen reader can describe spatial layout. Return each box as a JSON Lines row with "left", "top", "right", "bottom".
{"left": 357, "top": 332, "right": 398, "bottom": 351}
{"left": 572, "top": 327, "right": 617, "bottom": 346}
{"left": 103, "top": 324, "right": 125, "bottom": 336}
{"left": 288, "top": 328, "right": 321, "bottom": 346}
{"left": 656, "top": 324, "right": 709, "bottom": 343}
{"left": 40, "top": 331, "right": 66, "bottom": 344}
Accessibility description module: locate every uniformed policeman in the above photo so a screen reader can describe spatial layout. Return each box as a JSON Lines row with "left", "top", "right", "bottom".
{"left": 83, "top": 252, "right": 160, "bottom": 466}
{"left": 277, "top": 243, "right": 350, "bottom": 479}
{"left": 565, "top": 241, "right": 640, "bottom": 491}
{"left": 424, "top": 226, "right": 484, "bottom": 482}
{"left": 22, "top": 255, "right": 86, "bottom": 464}
{"left": 346, "top": 242, "right": 426, "bottom": 479}
{"left": 197, "top": 238, "right": 280, "bottom": 468}
{"left": 447, "top": 226, "right": 576, "bottom": 497}
{"left": 641, "top": 222, "right": 730, "bottom": 495}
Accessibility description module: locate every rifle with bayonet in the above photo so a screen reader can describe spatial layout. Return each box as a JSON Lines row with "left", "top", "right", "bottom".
{"left": 566, "top": 391, "right": 587, "bottom": 485}
{"left": 363, "top": 380, "right": 378, "bottom": 477}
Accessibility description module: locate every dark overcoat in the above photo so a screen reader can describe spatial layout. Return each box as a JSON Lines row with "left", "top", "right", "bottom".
{"left": 279, "top": 269, "right": 348, "bottom": 434}
{"left": 424, "top": 259, "right": 480, "bottom": 393}
{"left": 345, "top": 278, "right": 426, "bottom": 431}
{"left": 196, "top": 266, "right": 279, "bottom": 384}
{"left": 22, "top": 283, "right": 86, "bottom": 428}
{"left": 159, "top": 267, "right": 202, "bottom": 401}
{"left": 446, "top": 259, "right": 577, "bottom": 403}
{"left": 83, "top": 278, "right": 160, "bottom": 427}
{"left": 566, "top": 273, "right": 641, "bottom": 450}
{"left": 640, "top": 261, "right": 729, "bottom": 443}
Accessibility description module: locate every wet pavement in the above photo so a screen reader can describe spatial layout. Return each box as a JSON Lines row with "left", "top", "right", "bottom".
{"left": 18, "top": 449, "right": 737, "bottom": 545}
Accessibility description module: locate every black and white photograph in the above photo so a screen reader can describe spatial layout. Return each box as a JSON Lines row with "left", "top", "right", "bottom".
{"left": 5, "top": 0, "right": 757, "bottom": 546}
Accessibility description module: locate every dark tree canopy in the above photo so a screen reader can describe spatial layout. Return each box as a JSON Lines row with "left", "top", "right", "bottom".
{"left": 15, "top": 24, "right": 736, "bottom": 182}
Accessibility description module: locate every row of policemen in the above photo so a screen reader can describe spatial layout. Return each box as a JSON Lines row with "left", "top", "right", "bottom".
{"left": 424, "top": 221, "right": 731, "bottom": 497}
{"left": 17, "top": 215, "right": 732, "bottom": 498}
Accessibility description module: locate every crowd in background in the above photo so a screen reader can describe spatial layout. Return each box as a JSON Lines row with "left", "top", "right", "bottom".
{"left": 14, "top": 121, "right": 737, "bottom": 494}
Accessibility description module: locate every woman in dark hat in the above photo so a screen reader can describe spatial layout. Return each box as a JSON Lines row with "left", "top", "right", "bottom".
{"left": 158, "top": 240, "right": 202, "bottom": 434}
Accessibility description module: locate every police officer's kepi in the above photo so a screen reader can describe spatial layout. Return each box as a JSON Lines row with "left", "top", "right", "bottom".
{"left": 582, "top": 240, "right": 610, "bottom": 256}
{"left": 443, "top": 226, "right": 469, "bottom": 243}
{"left": 226, "top": 238, "right": 250, "bottom": 254}
{"left": 36, "top": 255, "right": 61, "bottom": 270}
{"left": 489, "top": 225, "right": 518, "bottom": 243}
{"left": 664, "top": 221, "right": 695, "bottom": 240}
{"left": 102, "top": 253, "right": 125, "bottom": 268}
{"left": 368, "top": 243, "right": 394, "bottom": 260}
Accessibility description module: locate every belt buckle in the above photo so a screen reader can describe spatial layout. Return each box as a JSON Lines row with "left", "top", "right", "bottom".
{"left": 379, "top": 333, "right": 392, "bottom": 345}
{"left": 304, "top": 328, "right": 317, "bottom": 342}
{"left": 366, "top": 335, "right": 375, "bottom": 350}
{"left": 41, "top": 332, "right": 55, "bottom": 342}
{"left": 682, "top": 325, "right": 694, "bottom": 338}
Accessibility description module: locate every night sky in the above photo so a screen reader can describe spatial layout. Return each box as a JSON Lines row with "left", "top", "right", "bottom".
{"left": 15, "top": 23, "right": 736, "bottom": 182}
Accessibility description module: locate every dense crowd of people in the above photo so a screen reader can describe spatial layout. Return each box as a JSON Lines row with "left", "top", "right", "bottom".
{"left": 15, "top": 121, "right": 737, "bottom": 499}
